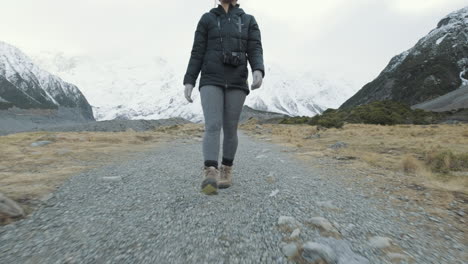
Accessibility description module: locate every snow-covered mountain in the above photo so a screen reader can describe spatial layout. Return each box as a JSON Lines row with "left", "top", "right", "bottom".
{"left": 34, "top": 53, "right": 202, "bottom": 122}
{"left": 34, "top": 52, "right": 357, "bottom": 123}
{"left": 248, "top": 65, "right": 356, "bottom": 116}
{"left": 0, "top": 41, "right": 93, "bottom": 120}
{"left": 341, "top": 6, "right": 468, "bottom": 110}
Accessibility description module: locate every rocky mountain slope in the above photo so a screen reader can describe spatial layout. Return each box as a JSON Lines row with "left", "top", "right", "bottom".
{"left": 412, "top": 84, "right": 468, "bottom": 112}
{"left": 33, "top": 53, "right": 357, "bottom": 122}
{"left": 239, "top": 105, "right": 289, "bottom": 124}
{"left": 0, "top": 41, "right": 93, "bottom": 120}
{"left": 340, "top": 7, "right": 468, "bottom": 110}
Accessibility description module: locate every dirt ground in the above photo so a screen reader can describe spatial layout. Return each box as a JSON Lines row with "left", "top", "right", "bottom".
{"left": 2, "top": 120, "right": 467, "bottom": 233}
{"left": 0, "top": 123, "right": 204, "bottom": 224}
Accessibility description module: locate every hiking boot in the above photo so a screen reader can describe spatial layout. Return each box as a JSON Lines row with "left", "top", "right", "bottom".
{"left": 218, "top": 164, "right": 233, "bottom": 189}
{"left": 201, "top": 166, "right": 219, "bottom": 195}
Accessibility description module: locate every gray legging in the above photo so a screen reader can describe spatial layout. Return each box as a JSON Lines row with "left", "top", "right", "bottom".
{"left": 200, "top": 85, "right": 247, "bottom": 168}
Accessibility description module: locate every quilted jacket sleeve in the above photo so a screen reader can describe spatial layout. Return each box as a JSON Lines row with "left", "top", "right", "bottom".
{"left": 246, "top": 15, "right": 265, "bottom": 78}
{"left": 183, "top": 14, "right": 208, "bottom": 86}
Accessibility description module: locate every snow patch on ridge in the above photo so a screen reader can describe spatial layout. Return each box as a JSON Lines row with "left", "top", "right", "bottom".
{"left": 420, "top": 6, "right": 468, "bottom": 47}
{"left": 381, "top": 7, "right": 467, "bottom": 76}
{"left": 461, "top": 69, "right": 468, "bottom": 86}
{"left": 0, "top": 41, "right": 83, "bottom": 105}
{"left": 436, "top": 34, "right": 448, "bottom": 45}
{"left": 384, "top": 50, "right": 410, "bottom": 73}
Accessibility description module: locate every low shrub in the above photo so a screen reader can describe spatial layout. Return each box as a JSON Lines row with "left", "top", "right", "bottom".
{"left": 279, "top": 116, "right": 313, "bottom": 124}
{"left": 425, "top": 150, "right": 468, "bottom": 173}
{"left": 402, "top": 155, "right": 422, "bottom": 173}
{"left": 279, "top": 100, "right": 449, "bottom": 128}
{"left": 0, "top": 102, "right": 13, "bottom": 110}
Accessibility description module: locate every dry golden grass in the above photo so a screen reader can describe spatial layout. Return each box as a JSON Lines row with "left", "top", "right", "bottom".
{"left": 402, "top": 154, "right": 422, "bottom": 173}
{"left": 240, "top": 119, "right": 468, "bottom": 193}
{"left": 0, "top": 123, "right": 204, "bottom": 223}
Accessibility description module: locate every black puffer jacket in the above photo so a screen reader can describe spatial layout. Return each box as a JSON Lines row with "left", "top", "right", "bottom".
{"left": 183, "top": 3, "right": 265, "bottom": 96}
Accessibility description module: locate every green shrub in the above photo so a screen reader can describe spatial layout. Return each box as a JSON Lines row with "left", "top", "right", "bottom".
{"left": 0, "top": 102, "right": 13, "bottom": 110}
{"left": 425, "top": 150, "right": 468, "bottom": 173}
{"left": 279, "top": 100, "right": 448, "bottom": 127}
{"left": 317, "top": 116, "right": 344, "bottom": 129}
{"left": 279, "top": 116, "right": 313, "bottom": 124}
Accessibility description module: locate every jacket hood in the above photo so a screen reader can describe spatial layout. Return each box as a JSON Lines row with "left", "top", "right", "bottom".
{"left": 210, "top": 3, "right": 245, "bottom": 16}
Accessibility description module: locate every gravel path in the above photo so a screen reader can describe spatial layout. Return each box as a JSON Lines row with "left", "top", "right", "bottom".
{"left": 0, "top": 131, "right": 465, "bottom": 263}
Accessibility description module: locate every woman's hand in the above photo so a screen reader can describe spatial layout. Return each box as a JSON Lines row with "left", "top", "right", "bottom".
{"left": 184, "top": 84, "right": 194, "bottom": 103}
{"left": 251, "top": 70, "right": 263, "bottom": 90}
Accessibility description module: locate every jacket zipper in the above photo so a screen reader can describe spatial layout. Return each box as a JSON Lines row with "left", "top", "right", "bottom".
{"left": 220, "top": 7, "right": 231, "bottom": 89}
{"left": 225, "top": 15, "right": 229, "bottom": 88}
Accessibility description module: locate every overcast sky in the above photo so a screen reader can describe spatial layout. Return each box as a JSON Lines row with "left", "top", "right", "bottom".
{"left": 1, "top": 0, "right": 466, "bottom": 87}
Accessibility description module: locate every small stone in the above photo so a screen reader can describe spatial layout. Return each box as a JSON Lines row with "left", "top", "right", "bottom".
{"left": 316, "top": 201, "right": 339, "bottom": 210}
{"left": 282, "top": 243, "right": 298, "bottom": 257}
{"left": 56, "top": 148, "right": 72, "bottom": 155}
{"left": 290, "top": 228, "right": 300, "bottom": 239}
{"left": 387, "top": 253, "right": 408, "bottom": 261}
{"left": 456, "top": 210, "right": 465, "bottom": 217}
{"left": 30, "top": 141, "right": 53, "bottom": 147}
{"left": 329, "top": 142, "right": 347, "bottom": 149}
{"left": 278, "top": 216, "right": 301, "bottom": 228}
{"left": 102, "top": 176, "right": 122, "bottom": 181}
{"left": 309, "top": 217, "right": 338, "bottom": 233}
{"left": 303, "top": 133, "right": 320, "bottom": 139}
{"left": 269, "top": 189, "right": 279, "bottom": 197}
{"left": 334, "top": 156, "right": 357, "bottom": 160}
{"left": 368, "top": 236, "right": 392, "bottom": 249}
{"left": 302, "top": 242, "right": 337, "bottom": 264}
{"left": 40, "top": 193, "right": 54, "bottom": 203}
{"left": 0, "top": 192, "right": 25, "bottom": 217}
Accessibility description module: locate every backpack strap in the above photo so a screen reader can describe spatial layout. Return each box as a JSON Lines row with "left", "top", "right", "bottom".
{"left": 237, "top": 14, "right": 245, "bottom": 52}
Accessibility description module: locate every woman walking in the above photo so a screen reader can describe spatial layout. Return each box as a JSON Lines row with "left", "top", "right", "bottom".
{"left": 183, "top": 0, "right": 265, "bottom": 195}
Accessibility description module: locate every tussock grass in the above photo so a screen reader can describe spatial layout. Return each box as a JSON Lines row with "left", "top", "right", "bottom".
{"left": 281, "top": 100, "right": 452, "bottom": 128}
{"left": 462, "top": 130, "right": 468, "bottom": 138}
{"left": 240, "top": 119, "right": 468, "bottom": 193}
{"left": 425, "top": 150, "right": 468, "bottom": 173}
{"left": 402, "top": 155, "right": 422, "bottom": 173}
{"left": 0, "top": 123, "right": 205, "bottom": 224}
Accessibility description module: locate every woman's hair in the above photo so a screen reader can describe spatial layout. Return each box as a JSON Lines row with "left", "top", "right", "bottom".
{"left": 215, "top": 0, "right": 237, "bottom": 7}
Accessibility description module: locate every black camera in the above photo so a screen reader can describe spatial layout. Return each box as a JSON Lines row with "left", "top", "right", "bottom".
{"left": 223, "top": 51, "right": 242, "bottom": 67}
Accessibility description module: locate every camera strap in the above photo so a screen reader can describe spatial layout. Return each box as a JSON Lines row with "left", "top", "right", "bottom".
{"left": 216, "top": 15, "right": 244, "bottom": 54}
{"left": 237, "top": 15, "right": 243, "bottom": 53}
{"left": 216, "top": 17, "right": 226, "bottom": 54}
